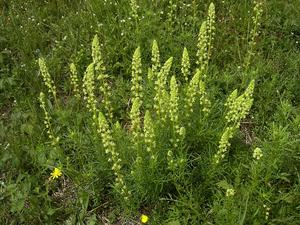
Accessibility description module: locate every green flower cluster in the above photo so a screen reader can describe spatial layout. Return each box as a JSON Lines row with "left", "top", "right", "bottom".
{"left": 150, "top": 40, "right": 161, "bottom": 80}
{"left": 92, "top": 35, "right": 113, "bottom": 121}
{"left": 214, "top": 126, "right": 234, "bottom": 164}
{"left": 169, "top": 76, "right": 183, "bottom": 147}
{"left": 92, "top": 35, "right": 106, "bottom": 75}
{"left": 38, "top": 92, "right": 59, "bottom": 146}
{"left": 130, "top": 97, "right": 142, "bottom": 143}
{"left": 131, "top": 47, "right": 143, "bottom": 103}
{"left": 69, "top": 63, "right": 81, "bottom": 98}
{"left": 184, "top": 71, "right": 201, "bottom": 121}
{"left": 154, "top": 57, "right": 173, "bottom": 121}
{"left": 169, "top": 76, "right": 179, "bottom": 130}
{"left": 244, "top": 0, "right": 263, "bottom": 70}
{"left": 214, "top": 80, "right": 255, "bottom": 164}
{"left": 207, "top": 3, "right": 216, "bottom": 60}
{"left": 130, "top": 0, "right": 138, "bottom": 20}
{"left": 38, "top": 58, "right": 57, "bottom": 101}
{"left": 199, "top": 80, "right": 211, "bottom": 114}
{"left": 196, "top": 21, "right": 208, "bottom": 74}
{"left": 98, "top": 112, "right": 130, "bottom": 200}
{"left": 167, "top": 0, "right": 177, "bottom": 28}
{"left": 82, "top": 63, "right": 98, "bottom": 124}
{"left": 181, "top": 47, "right": 190, "bottom": 82}
{"left": 196, "top": 3, "right": 215, "bottom": 76}
{"left": 253, "top": 147, "right": 263, "bottom": 160}
{"left": 167, "top": 149, "right": 186, "bottom": 172}
{"left": 225, "top": 80, "right": 255, "bottom": 127}
{"left": 143, "top": 110, "right": 156, "bottom": 165}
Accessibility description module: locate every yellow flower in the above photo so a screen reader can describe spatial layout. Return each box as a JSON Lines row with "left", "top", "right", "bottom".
{"left": 50, "top": 167, "right": 62, "bottom": 180}
{"left": 140, "top": 214, "right": 149, "bottom": 224}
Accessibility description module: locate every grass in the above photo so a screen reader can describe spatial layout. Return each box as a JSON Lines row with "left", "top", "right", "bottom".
{"left": 1, "top": 0, "right": 300, "bottom": 224}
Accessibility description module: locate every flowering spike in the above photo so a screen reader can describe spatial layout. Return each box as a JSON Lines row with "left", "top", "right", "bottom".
{"left": 214, "top": 80, "right": 255, "bottom": 164}
{"left": 169, "top": 75, "right": 184, "bottom": 153}
{"left": 92, "top": 35, "right": 106, "bottom": 74}
{"left": 181, "top": 47, "right": 190, "bottom": 82}
{"left": 144, "top": 110, "right": 156, "bottom": 164}
{"left": 244, "top": 1, "right": 263, "bottom": 70}
{"left": 83, "top": 63, "right": 98, "bottom": 123}
{"left": 91, "top": 36, "right": 114, "bottom": 120}
{"left": 214, "top": 126, "right": 235, "bottom": 164}
{"left": 225, "top": 80, "right": 255, "bottom": 126}
{"left": 131, "top": 47, "right": 143, "bottom": 102}
{"left": 199, "top": 79, "right": 211, "bottom": 114}
{"left": 97, "top": 112, "right": 130, "bottom": 200}
{"left": 130, "top": 97, "right": 142, "bottom": 142}
{"left": 38, "top": 57, "right": 57, "bottom": 100}
{"left": 253, "top": 147, "right": 263, "bottom": 160}
{"left": 69, "top": 63, "right": 81, "bottom": 98}
{"left": 167, "top": 0, "right": 177, "bottom": 28}
{"left": 38, "top": 92, "right": 59, "bottom": 146}
{"left": 184, "top": 70, "right": 201, "bottom": 119}
{"left": 151, "top": 40, "right": 161, "bottom": 79}
{"left": 169, "top": 76, "right": 179, "bottom": 131}
{"left": 196, "top": 21, "right": 208, "bottom": 75}
{"left": 207, "top": 3, "right": 216, "bottom": 60}
{"left": 130, "top": 0, "right": 139, "bottom": 19}
{"left": 154, "top": 57, "right": 173, "bottom": 120}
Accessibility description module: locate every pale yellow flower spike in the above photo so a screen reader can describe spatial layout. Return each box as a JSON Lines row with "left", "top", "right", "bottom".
{"left": 50, "top": 167, "right": 62, "bottom": 180}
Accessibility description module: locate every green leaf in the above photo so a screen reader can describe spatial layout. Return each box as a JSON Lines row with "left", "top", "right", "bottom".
{"left": 167, "top": 220, "right": 181, "bottom": 225}
{"left": 216, "top": 180, "right": 232, "bottom": 190}
{"left": 86, "top": 214, "right": 97, "bottom": 225}
{"left": 21, "top": 123, "right": 34, "bottom": 135}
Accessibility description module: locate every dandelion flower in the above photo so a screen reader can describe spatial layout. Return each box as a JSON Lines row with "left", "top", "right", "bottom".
{"left": 50, "top": 167, "right": 62, "bottom": 180}
{"left": 140, "top": 214, "right": 149, "bottom": 223}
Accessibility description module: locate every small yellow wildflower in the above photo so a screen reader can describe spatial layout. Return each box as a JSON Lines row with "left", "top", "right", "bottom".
{"left": 50, "top": 167, "right": 62, "bottom": 180}
{"left": 140, "top": 214, "right": 149, "bottom": 224}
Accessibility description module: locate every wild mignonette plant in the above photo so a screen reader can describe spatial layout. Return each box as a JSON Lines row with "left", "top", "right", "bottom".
{"left": 196, "top": 2, "right": 215, "bottom": 77}
{"left": 150, "top": 40, "right": 161, "bottom": 81}
{"left": 207, "top": 2, "right": 216, "bottom": 60}
{"left": 2, "top": 0, "right": 299, "bottom": 223}
{"left": 97, "top": 112, "right": 131, "bottom": 201}
{"left": 244, "top": 0, "right": 264, "bottom": 71}
{"left": 38, "top": 92, "right": 59, "bottom": 147}
{"left": 167, "top": 0, "right": 177, "bottom": 29}
{"left": 82, "top": 63, "right": 98, "bottom": 125}
{"left": 38, "top": 58, "right": 57, "bottom": 103}
{"left": 154, "top": 57, "right": 173, "bottom": 122}
{"left": 181, "top": 47, "right": 190, "bottom": 82}
{"left": 131, "top": 47, "right": 143, "bottom": 103}
{"left": 130, "top": 0, "right": 139, "bottom": 20}
{"left": 69, "top": 63, "right": 81, "bottom": 99}
{"left": 36, "top": 1, "right": 258, "bottom": 216}
{"left": 92, "top": 35, "right": 113, "bottom": 120}
{"left": 214, "top": 80, "right": 255, "bottom": 164}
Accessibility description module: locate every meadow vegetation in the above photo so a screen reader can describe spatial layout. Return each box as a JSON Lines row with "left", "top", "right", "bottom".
{"left": 0, "top": 0, "right": 300, "bottom": 224}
